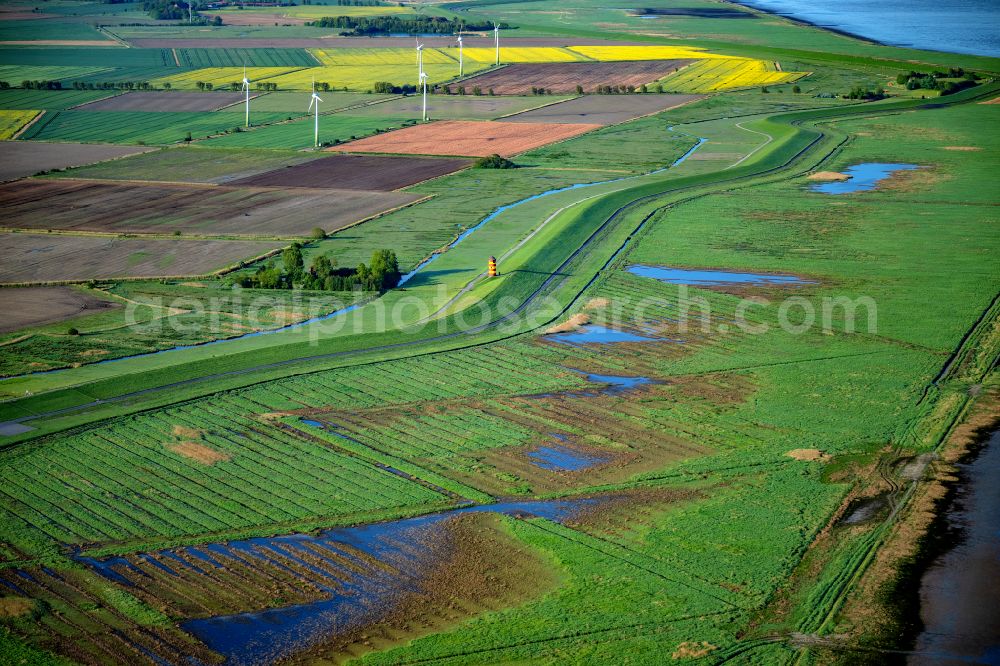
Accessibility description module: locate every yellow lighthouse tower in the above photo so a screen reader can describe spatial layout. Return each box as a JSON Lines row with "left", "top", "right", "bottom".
{"left": 488, "top": 256, "right": 498, "bottom": 277}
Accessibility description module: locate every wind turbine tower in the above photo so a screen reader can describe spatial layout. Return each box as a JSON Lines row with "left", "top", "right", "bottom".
{"left": 416, "top": 40, "right": 424, "bottom": 85}
{"left": 420, "top": 71, "right": 429, "bottom": 122}
{"left": 456, "top": 34, "right": 464, "bottom": 77}
{"left": 308, "top": 80, "right": 323, "bottom": 148}
{"left": 493, "top": 22, "right": 500, "bottom": 66}
{"left": 241, "top": 65, "right": 250, "bottom": 128}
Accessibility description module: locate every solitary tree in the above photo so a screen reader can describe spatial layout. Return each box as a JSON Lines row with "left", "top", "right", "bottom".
{"left": 283, "top": 242, "right": 305, "bottom": 279}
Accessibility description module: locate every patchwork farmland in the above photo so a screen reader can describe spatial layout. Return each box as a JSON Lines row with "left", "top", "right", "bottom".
{"left": 0, "top": 1, "right": 998, "bottom": 665}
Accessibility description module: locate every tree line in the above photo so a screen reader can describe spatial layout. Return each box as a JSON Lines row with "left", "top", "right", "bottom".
{"left": 896, "top": 68, "right": 981, "bottom": 96}
{"left": 307, "top": 15, "right": 510, "bottom": 36}
{"left": 236, "top": 245, "right": 401, "bottom": 293}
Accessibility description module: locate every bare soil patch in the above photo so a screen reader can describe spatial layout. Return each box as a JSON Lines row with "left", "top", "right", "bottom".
{"left": 0, "top": 286, "right": 119, "bottom": 333}
{"left": 171, "top": 425, "right": 203, "bottom": 440}
{"left": 501, "top": 93, "right": 702, "bottom": 125}
{"left": 808, "top": 171, "right": 850, "bottom": 181}
{"left": 980, "top": 97, "right": 1000, "bottom": 105}
{"left": 167, "top": 441, "right": 231, "bottom": 465}
{"left": 787, "top": 448, "right": 829, "bottom": 461}
{"left": 672, "top": 641, "right": 718, "bottom": 659}
{"left": 0, "top": 179, "right": 420, "bottom": 236}
{"left": 75, "top": 91, "right": 251, "bottom": 112}
{"left": 545, "top": 312, "right": 591, "bottom": 334}
{"left": 0, "top": 233, "right": 280, "bottom": 283}
{"left": 331, "top": 119, "right": 600, "bottom": 157}
{"left": 230, "top": 154, "right": 468, "bottom": 191}
{"left": 459, "top": 60, "right": 692, "bottom": 95}
{"left": 0, "top": 142, "right": 156, "bottom": 183}
{"left": 942, "top": 145, "right": 981, "bottom": 151}
{"left": 0, "top": 596, "right": 36, "bottom": 618}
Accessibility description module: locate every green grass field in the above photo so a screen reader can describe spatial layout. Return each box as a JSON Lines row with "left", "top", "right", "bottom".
{"left": 0, "top": 1, "right": 998, "bottom": 664}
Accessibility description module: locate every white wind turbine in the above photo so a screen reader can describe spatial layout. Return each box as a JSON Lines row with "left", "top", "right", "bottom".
{"left": 420, "top": 70, "right": 429, "bottom": 122}
{"left": 415, "top": 39, "right": 424, "bottom": 86}
{"left": 240, "top": 64, "right": 250, "bottom": 128}
{"left": 456, "top": 33, "right": 464, "bottom": 77}
{"left": 308, "top": 79, "right": 322, "bottom": 148}
{"left": 493, "top": 22, "right": 501, "bottom": 66}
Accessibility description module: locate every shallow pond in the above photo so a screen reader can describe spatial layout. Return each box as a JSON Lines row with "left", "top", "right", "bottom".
{"left": 811, "top": 163, "right": 917, "bottom": 194}
{"left": 528, "top": 437, "right": 611, "bottom": 471}
{"left": 627, "top": 264, "right": 812, "bottom": 287}
{"left": 548, "top": 324, "right": 656, "bottom": 345}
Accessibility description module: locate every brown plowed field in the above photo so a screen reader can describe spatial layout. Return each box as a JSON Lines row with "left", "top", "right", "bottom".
{"left": 0, "top": 179, "right": 420, "bottom": 236}
{"left": 0, "top": 141, "right": 156, "bottom": 183}
{"left": 0, "top": 286, "right": 119, "bottom": 333}
{"left": 330, "top": 120, "right": 601, "bottom": 158}
{"left": 457, "top": 60, "right": 693, "bottom": 95}
{"left": 0, "top": 233, "right": 280, "bottom": 283}
{"left": 230, "top": 154, "right": 469, "bottom": 190}
{"left": 75, "top": 91, "right": 254, "bottom": 112}
{"left": 501, "top": 93, "right": 704, "bottom": 125}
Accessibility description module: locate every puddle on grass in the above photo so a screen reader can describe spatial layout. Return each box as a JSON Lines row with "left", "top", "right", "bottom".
{"left": 80, "top": 497, "right": 597, "bottom": 666}
{"left": 528, "top": 437, "right": 611, "bottom": 471}
{"left": 811, "top": 162, "right": 918, "bottom": 194}
{"left": 840, "top": 493, "right": 890, "bottom": 525}
{"left": 627, "top": 264, "right": 813, "bottom": 287}
{"left": 583, "top": 372, "right": 653, "bottom": 393}
{"left": 548, "top": 324, "right": 656, "bottom": 345}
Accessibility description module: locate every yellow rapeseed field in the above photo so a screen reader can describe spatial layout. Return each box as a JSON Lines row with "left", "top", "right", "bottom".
{"left": 151, "top": 67, "right": 300, "bottom": 90}
{"left": 310, "top": 47, "right": 457, "bottom": 67}
{"left": 567, "top": 45, "right": 736, "bottom": 61}
{"left": 460, "top": 47, "right": 587, "bottom": 63}
{"left": 657, "top": 59, "right": 806, "bottom": 92}
{"left": 261, "top": 62, "right": 489, "bottom": 91}
{"left": 0, "top": 109, "right": 40, "bottom": 140}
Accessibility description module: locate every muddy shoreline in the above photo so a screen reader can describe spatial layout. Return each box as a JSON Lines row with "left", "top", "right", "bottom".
{"left": 893, "top": 421, "right": 1000, "bottom": 661}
